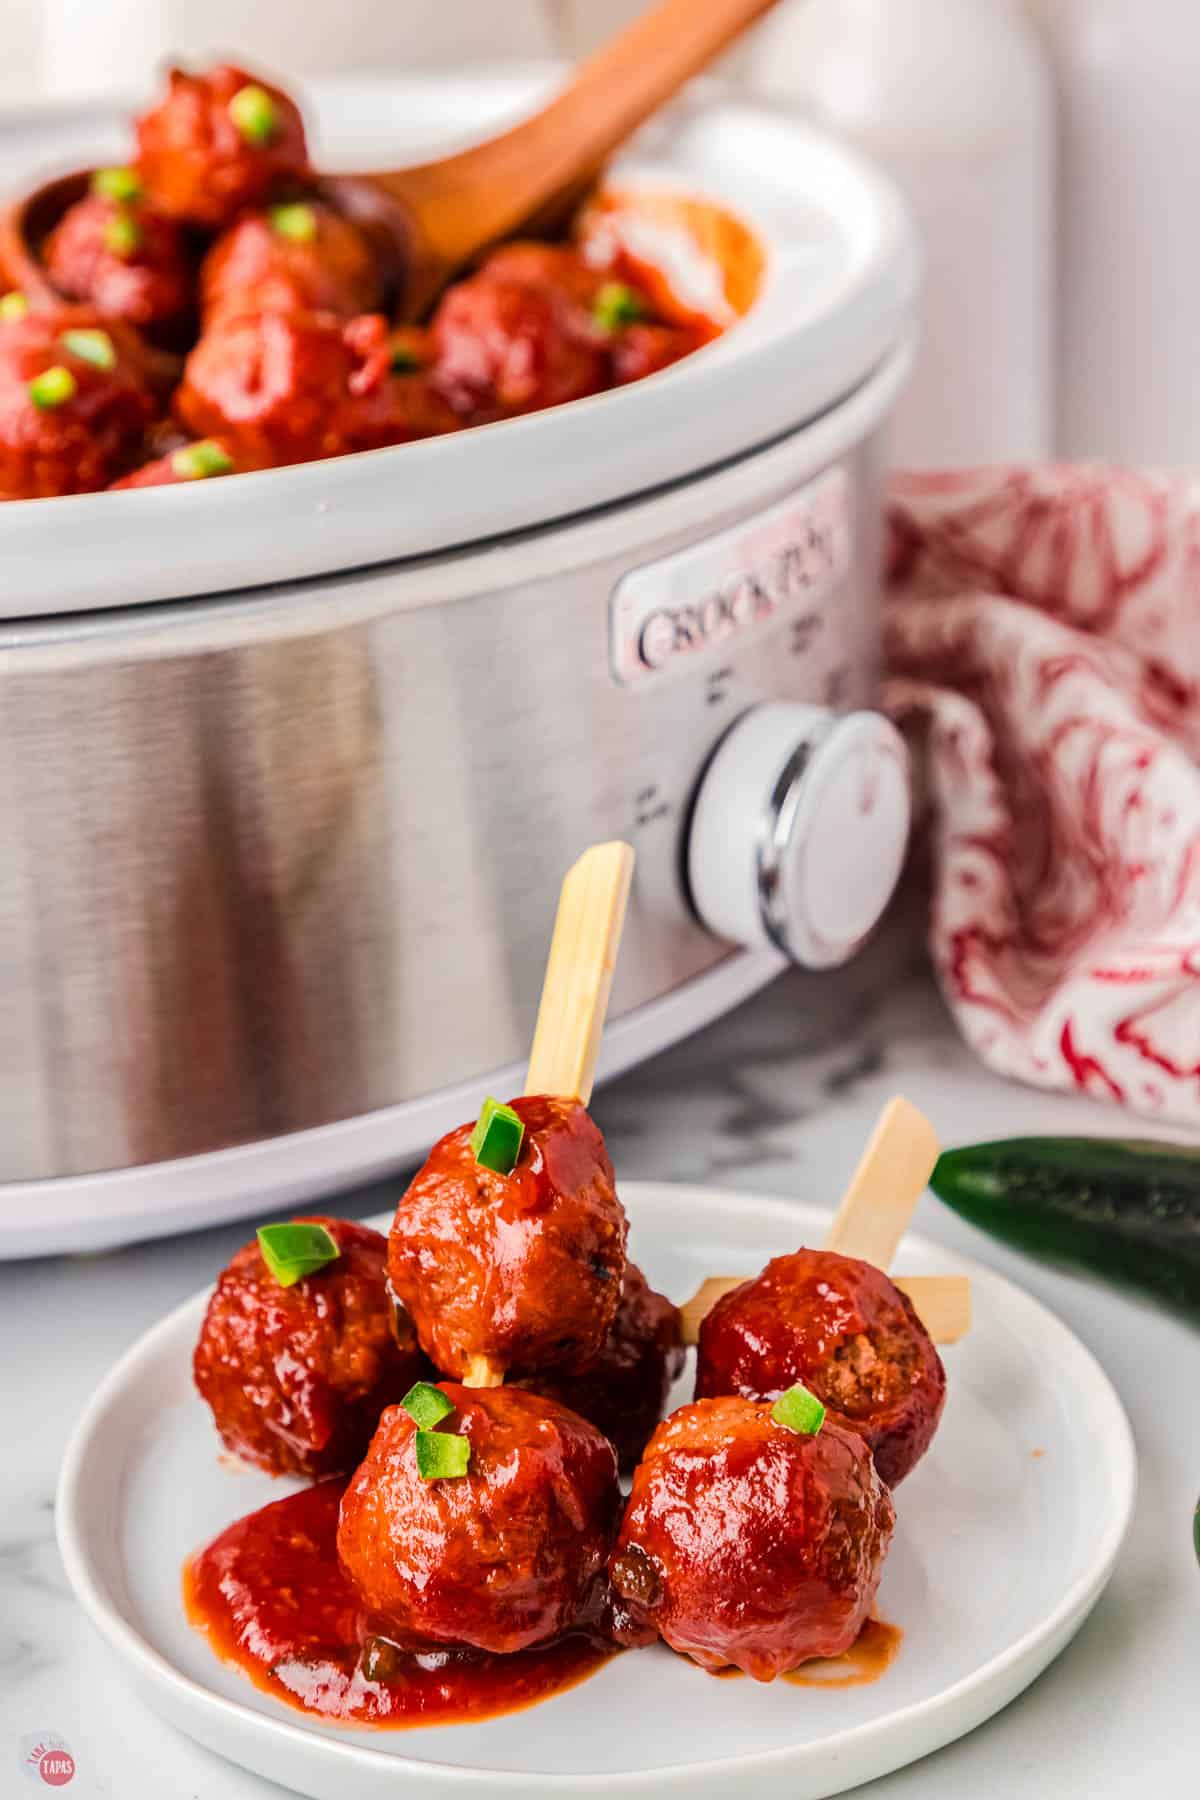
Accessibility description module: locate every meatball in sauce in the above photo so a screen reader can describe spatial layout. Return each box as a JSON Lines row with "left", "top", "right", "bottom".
{"left": 609, "top": 1396, "right": 895, "bottom": 1679}
{"left": 337, "top": 1384, "right": 621, "bottom": 1655}
{"left": 174, "top": 307, "right": 457, "bottom": 468}
{"left": 193, "top": 1215, "right": 426, "bottom": 1478}
{"left": 135, "top": 63, "right": 310, "bottom": 229}
{"left": 43, "top": 174, "right": 194, "bottom": 343}
{"left": 519, "top": 1262, "right": 683, "bottom": 1472}
{"left": 4, "top": 60, "right": 737, "bottom": 501}
{"left": 430, "top": 241, "right": 706, "bottom": 418}
{"left": 0, "top": 306, "right": 158, "bottom": 498}
{"left": 388, "top": 1095, "right": 627, "bottom": 1382}
{"left": 200, "top": 201, "right": 385, "bottom": 328}
{"left": 430, "top": 259, "right": 608, "bottom": 422}
{"left": 695, "top": 1249, "right": 946, "bottom": 1486}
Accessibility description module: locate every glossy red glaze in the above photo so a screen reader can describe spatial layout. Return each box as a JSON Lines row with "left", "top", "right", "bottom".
{"left": 0, "top": 306, "right": 157, "bottom": 497}
{"left": 185, "top": 1479, "right": 615, "bottom": 1726}
{"left": 610, "top": 319, "right": 707, "bottom": 385}
{"left": 388, "top": 1095, "right": 627, "bottom": 1379}
{"left": 783, "top": 1617, "right": 903, "bottom": 1687}
{"left": 135, "top": 64, "right": 310, "bottom": 229}
{"left": 520, "top": 1262, "right": 684, "bottom": 1472}
{"left": 337, "top": 1384, "right": 621, "bottom": 1655}
{"left": 479, "top": 241, "right": 608, "bottom": 307}
{"left": 712, "top": 1616, "right": 903, "bottom": 1688}
{"left": 42, "top": 193, "right": 194, "bottom": 341}
{"left": 200, "top": 204, "right": 384, "bottom": 328}
{"left": 342, "top": 311, "right": 462, "bottom": 440}
{"left": 427, "top": 240, "right": 702, "bottom": 422}
{"left": 174, "top": 308, "right": 457, "bottom": 467}
{"left": 431, "top": 264, "right": 607, "bottom": 421}
{"left": 695, "top": 1249, "right": 947, "bottom": 1486}
{"left": 193, "top": 1216, "right": 427, "bottom": 1479}
{"left": 608, "top": 1396, "right": 894, "bottom": 1680}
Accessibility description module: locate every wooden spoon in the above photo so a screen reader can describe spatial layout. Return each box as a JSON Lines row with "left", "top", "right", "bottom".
{"left": 369, "top": 0, "right": 786, "bottom": 318}
{"left": 1, "top": 0, "right": 782, "bottom": 322}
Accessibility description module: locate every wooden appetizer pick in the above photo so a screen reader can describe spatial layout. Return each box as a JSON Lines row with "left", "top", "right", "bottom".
{"left": 461, "top": 840, "right": 636, "bottom": 1390}
{"left": 680, "top": 1096, "right": 972, "bottom": 1347}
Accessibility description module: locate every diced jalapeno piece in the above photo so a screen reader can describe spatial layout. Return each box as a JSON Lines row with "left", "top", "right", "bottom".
{"left": 229, "top": 84, "right": 279, "bottom": 146}
{"left": 28, "top": 365, "right": 77, "bottom": 409}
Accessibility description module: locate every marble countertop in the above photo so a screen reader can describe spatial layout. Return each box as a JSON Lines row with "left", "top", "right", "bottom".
{"left": 3, "top": 947, "right": 1197, "bottom": 1798}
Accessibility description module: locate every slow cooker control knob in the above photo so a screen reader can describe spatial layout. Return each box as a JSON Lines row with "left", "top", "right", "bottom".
{"left": 688, "top": 703, "right": 911, "bottom": 968}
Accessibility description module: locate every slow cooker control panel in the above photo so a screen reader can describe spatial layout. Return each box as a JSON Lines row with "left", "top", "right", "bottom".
{"left": 688, "top": 703, "right": 911, "bottom": 968}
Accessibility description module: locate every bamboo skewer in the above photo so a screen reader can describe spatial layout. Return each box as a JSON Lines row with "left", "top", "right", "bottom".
{"left": 679, "top": 1276, "right": 747, "bottom": 1345}
{"left": 524, "top": 841, "right": 636, "bottom": 1104}
{"left": 886, "top": 1274, "right": 972, "bottom": 1344}
{"left": 823, "top": 1096, "right": 942, "bottom": 1269}
{"left": 461, "top": 1353, "right": 506, "bottom": 1389}
{"left": 461, "top": 841, "right": 636, "bottom": 1389}
{"left": 679, "top": 1094, "right": 973, "bottom": 1349}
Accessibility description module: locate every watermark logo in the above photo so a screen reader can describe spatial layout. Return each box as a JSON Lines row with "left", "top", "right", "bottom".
{"left": 18, "top": 1733, "right": 76, "bottom": 1787}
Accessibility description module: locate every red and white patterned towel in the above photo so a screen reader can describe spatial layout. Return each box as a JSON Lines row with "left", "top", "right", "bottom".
{"left": 885, "top": 466, "right": 1200, "bottom": 1124}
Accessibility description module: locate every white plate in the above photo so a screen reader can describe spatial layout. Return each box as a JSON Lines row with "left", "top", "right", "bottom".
{"left": 57, "top": 1184, "right": 1135, "bottom": 1800}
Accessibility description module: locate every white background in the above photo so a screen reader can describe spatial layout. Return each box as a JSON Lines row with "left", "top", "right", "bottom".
{"left": 0, "top": 1, "right": 630, "bottom": 102}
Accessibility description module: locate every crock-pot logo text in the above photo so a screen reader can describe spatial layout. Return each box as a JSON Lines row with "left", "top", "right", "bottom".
{"left": 610, "top": 468, "right": 851, "bottom": 686}
{"left": 636, "top": 531, "right": 836, "bottom": 670}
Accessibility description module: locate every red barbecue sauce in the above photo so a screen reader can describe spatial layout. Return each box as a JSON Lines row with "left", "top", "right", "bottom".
{"left": 710, "top": 1618, "right": 903, "bottom": 1687}
{"left": 184, "top": 1479, "right": 616, "bottom": 1728}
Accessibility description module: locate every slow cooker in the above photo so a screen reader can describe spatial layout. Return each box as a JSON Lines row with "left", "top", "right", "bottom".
{"left": 0, "top": 71, "right": 918, "bottom": 1257}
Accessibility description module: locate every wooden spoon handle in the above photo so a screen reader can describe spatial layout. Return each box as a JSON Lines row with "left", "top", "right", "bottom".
{"left": 386, "top": 0, "right": 782, "bottom": 270}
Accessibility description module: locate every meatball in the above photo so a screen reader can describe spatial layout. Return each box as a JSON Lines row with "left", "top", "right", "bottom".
{"left": 110, "top": 436, "right": 239, "bottom": 488}
{"left": 200, "top": 202, "right": 385, "bottom": 329}
{"left": 193, "top": 1216, "right": 427, "bottom": 1479}
{"left": 0, "top": 308, "right": 157, "bottom": 499}
{"left": 482, "top": 249, "right": 706, "bottom": 384}
{"left": 43, "top": 181, "right": 193, "bottom": 342}
{"left": 388, "top": 1095, "right": 628, "bottom": 1381}
{"left": 175, "top": 308, "right": 458, "bottom": 469}
{"left": 477, "top": 242, "right": 607, "bottom": 309}
{"left": 430, "top": 248, "right": 608, "bottom": 421}
{"left": 337, "top": 1384, "right": 620, "bottom": 1655}
{"left": 520, "top": 1263, "right": 684, "bottom": 1471}
{"left": 435, "top": 247, "right": 705, "bottom": 403}
{"left": 695, "top": 1249, "right": 946, "bottom": 1487}
{"left": 609, "top": 320, "right": 707, "bottom": 385}
{"left": 135, "top": 63, "right": 310, "bottom": 229}
{"left": 608, "top": 1396, "right": 895, "bottom": 1679}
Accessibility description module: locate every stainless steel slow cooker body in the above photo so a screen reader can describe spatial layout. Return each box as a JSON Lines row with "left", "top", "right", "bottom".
{"left": 0, "top": 77, "right": 917, "bottom": 1253}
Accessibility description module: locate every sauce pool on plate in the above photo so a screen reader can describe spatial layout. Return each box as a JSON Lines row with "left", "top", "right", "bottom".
{"left": 183, "top": 1479, "right": 616, "bottom": 1728}
{"left": 711, "top": 1619, "right": 903, "bottom": 1688}
{"left": 783, "top": 1618, "right": 903, "bottom": 1688}
{"left": 186, "top": 1479, "right": 902, "bottom": 1726}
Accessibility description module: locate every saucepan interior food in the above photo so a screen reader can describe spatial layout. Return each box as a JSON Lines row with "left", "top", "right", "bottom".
{"left": 0, "top": 60, "right": 747, "bottom": 486}
{"left": 0, "top": 72, "right": 918, "bottom": 1255}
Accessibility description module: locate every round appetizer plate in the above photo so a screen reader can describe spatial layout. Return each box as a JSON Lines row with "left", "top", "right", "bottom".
{"left": 57, "top": 1184, "right": 1135, "bottom": 1800}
